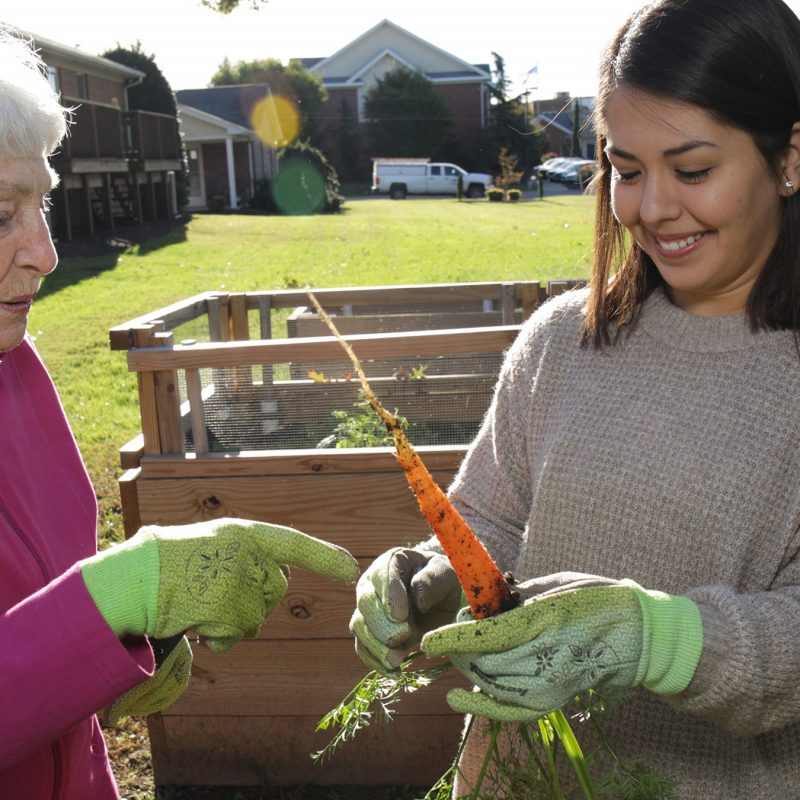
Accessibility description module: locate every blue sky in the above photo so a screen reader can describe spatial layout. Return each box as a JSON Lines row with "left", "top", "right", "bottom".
{"left": 6, "top": 0, "right": 800, "bottom": 99}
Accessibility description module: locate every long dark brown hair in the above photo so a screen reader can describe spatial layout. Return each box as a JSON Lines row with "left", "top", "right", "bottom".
{"left": 584, "top": 0, "right": 800, "bottom": 347}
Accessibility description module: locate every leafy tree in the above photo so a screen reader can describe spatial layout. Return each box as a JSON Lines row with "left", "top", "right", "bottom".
{"left": 200, "top": 0, "right": 267, "bottom": 11}
{"left": 102, "top": 42, "right": 189, "bottom": 209}
{"left": 484, "top": 52, "right": 546, "bottom": 177}
{"left": 211, "top": 57, "right": 327, "bottom": 144}
{"left": 363, "top": 67, "right": 454, "bottom": 158}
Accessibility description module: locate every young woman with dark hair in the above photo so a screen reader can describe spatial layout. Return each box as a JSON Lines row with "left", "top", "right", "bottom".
{"left": 351, "top": 1, "right": 800, "bottom": 796}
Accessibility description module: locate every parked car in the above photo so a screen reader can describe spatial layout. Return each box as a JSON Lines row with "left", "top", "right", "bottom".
{"left": 561, "top": 160, "right": 598, "bottom": 187}
{"left": 548, "top": 157, "right": 590, "bottom": 182}
{"left": 538, "top": 157, "right": 574, "bottom": 181}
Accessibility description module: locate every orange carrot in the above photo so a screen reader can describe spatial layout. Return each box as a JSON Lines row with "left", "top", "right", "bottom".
{"left": 307, "top": 291, "right": 518, "bottom": 619}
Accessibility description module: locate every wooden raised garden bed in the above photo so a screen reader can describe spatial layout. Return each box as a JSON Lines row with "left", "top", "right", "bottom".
{"left": 109, "top": 280, "right": 582, "bottom": 787}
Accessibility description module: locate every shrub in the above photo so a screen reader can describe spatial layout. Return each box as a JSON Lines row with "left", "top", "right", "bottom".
{"left": 507, "top": 188, "right": 522, "bottom": 202}
{"left": 486, "top": 187, "right": 505, "bottom": 202}
{"left": 207, "top": 194, "right": 228, "bottom": 213}
{"left": 272, "top": 140, "right": 345, "bottom": 215}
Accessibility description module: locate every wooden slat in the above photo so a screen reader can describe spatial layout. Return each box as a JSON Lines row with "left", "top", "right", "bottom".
{"left": 134, "top": 471, "right": 459, "bottom": 556}
{"left": 263, "top": 374, "right": 494, "bottom": 425}
{"left": 229, "top": 293, "right": 249, "bottom": 340}
{"left": 152, "top": 330, "right": 184, "bottom": 455}
{"left": 127, "top": 326, "right": 520, "bottom": 372}
{"left": 520, "top": 281, "right": 540, "bottom": 320}
{"left": 257, "top": 557, "right": 366, "bottom": 640}
{"left": 243, "top": 280, "right": 542, "bottom": 311}
{"left": 137, "top": 445, "right": 466, "bottom": 479}
{"left": 151, "top": 713, "right": 463, "bottom": 786}
{"left": 118, "top": 433, "right": 144, "bottom": 469}
{"left": 167, "top": 639, "right": 468, "bottom": 717}
{"left": 500, "top": 282, "right": 516, "bottom": 324}
{"left": 257, "top": 294, "right": 274, "bottom": 386}
{"left": 288, "top": 311, "right": 505, "bottom": 337}
{"left": 206, "top": 295, "right": 225, "bottom": 343}
{"left": 133, "top": 326, "right": 162, "bottom": 455}
{"left": 547, "top": 278, "right": 587, "bottom": 297}
{"left": 185, "top": 367, "right": 209, "bottom": 454}
{"left": 109, "top": 292, "right": 214, "bottom": 350}
{"left": 118, "top": 467, "right": 142, "bottom": 538}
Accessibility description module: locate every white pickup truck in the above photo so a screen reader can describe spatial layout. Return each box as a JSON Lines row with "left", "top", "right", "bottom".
{"left": 371, "top": 160, "right": 492, "bottom": 199}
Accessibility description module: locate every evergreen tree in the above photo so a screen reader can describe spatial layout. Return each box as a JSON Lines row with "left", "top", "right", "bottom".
{"left": 363, "top": 67, "right": 453, "bottom": 158}
{"left": 102, "top": 42, "right": 188, "bottom": 209}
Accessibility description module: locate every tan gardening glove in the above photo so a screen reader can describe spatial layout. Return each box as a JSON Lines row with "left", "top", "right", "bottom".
{"left": 350, "top": 546, "right": 463, "bottom": 670}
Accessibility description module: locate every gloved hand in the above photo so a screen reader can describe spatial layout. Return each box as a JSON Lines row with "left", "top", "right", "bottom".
{"left": 100, "top": 634, "right": 192, "bottom": 727}
{"left": 421, "top": 572, "right": 703, "bottom": 722}
{"left": 81, "top": 518, "right": 359, "bottom": 652}
{"left": 350, "top": 546, "right": 463, "bottom": 670}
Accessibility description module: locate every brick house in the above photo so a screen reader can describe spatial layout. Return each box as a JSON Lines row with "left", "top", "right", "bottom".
{"left": 533, "top": 93, "right": 597, "bottom": 160}
{"left": 176, "top": 84, "right": 280, "bottom": 211}
{"left": 301, "top": 19, "right": 493, "bottom": 181}
{"left": 31, "top": 32, "right": 183, "bottom": 241}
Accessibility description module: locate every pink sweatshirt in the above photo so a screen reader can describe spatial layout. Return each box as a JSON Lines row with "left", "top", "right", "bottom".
{"left": 0, "top": 338, "right": 154, "bottom": 799}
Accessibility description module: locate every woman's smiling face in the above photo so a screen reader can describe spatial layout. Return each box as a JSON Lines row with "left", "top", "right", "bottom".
{"left": 605, "top": 85, "right": 789, "bottom": 317}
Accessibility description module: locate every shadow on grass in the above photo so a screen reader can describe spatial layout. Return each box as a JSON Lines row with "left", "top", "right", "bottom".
{"left": 40, "top": 216, "right": 190, "bottom": 301}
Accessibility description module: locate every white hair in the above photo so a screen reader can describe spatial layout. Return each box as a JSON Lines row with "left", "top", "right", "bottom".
{"left": 0, "top": 26, "right": 70, "bottom": 158}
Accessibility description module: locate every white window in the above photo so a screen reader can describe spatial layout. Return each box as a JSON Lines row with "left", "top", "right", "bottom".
{"left": 75, "top": 73, "right": 88, "bottom": 99}
{"left": 47, "top": 65, "right": 60, "bottom": 96}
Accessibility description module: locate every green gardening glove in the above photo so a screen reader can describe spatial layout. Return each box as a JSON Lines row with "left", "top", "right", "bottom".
{"left": 100, "top": 634, "right": 192, "bottom": 727}
{"left": 421, "top": 572, "right": 703, "bottom": 722}
{"left": 350, "top": 546, "right": 464, "bottom": 671}
{"left": 81, "top": 518, "right": 359, "bottom": 652}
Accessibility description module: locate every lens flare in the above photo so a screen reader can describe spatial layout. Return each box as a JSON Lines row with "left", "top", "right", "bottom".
{"left": 272, "top": 156, "right": 326, "bottom": 215}
{"left": 250, "top": 95, "right": 300, "bottom": 148}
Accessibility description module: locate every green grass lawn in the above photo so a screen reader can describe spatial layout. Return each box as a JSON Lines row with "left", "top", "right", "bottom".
{"left": 31, "top": 195, "right": 594, "bottom": 549}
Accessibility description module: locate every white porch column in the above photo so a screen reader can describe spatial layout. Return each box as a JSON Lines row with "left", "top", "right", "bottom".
{"left": 225, "top": 135, "right": 238, "bottom": 209}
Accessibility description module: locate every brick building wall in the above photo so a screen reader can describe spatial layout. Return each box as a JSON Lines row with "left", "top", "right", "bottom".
{"left": 202, "top": 140, "right": 253, "bottom": 206}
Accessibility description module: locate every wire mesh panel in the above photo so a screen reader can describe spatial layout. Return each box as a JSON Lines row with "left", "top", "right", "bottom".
{"left": 176, "top": 349, "right": 502, "bottom": 453}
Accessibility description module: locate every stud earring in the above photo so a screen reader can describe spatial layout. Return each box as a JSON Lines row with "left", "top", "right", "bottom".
{"left": 787, "top": 179, "right": 796, "bottom": 191}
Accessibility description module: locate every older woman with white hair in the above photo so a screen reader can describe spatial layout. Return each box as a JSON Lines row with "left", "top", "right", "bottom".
{"left": 0, "top": 28, "right": 358, "bottom": 799}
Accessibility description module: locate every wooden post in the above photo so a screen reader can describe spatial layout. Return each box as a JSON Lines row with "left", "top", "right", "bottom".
{"left": 257, "top": 294, "right": 274, "bottom": 386}
{"left": 185, "top": 367, "right": 209, "bottom": 455}
{"left": 501, "top": 282, "right": 516, "bottom": 325}
{"left": 103, "top": 173, "right": 114, "bottom": 231}
{"left": 83, "top": 175, "right": 95, "bottom": 235}
{"left": 132, "top": 326, "right": 162, "bottom": 455}
{"left": 520, "top": 282, "right": 540, "bottom": 321}
{"left": 118, "top": 467, "right": 142, "bottom": 539}
{"left": 131, "top": 171, "right": 143, "bottom": 224}
{"left": 152, "top": 329, "right": 184, "bottom": 455}
{"left": 229, "top": 293, "right": 250, "bottom": 390}
{"left": 206, "top": 294, "right": 232, "bottom": 407}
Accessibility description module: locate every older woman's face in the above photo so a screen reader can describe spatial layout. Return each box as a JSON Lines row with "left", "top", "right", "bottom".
{"left": 0, "top": 154, "right": 58, "bottom": 353}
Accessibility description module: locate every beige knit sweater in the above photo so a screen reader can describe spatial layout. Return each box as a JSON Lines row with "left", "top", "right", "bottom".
{"left": 444, "top": 286, "right": 800, "bottom": 799}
